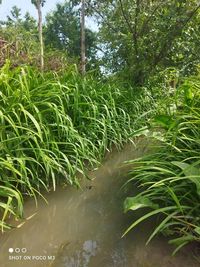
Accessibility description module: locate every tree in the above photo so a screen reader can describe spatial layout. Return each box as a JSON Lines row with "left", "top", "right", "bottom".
{"left": 81, "top": 0, "right": 86, "bottom": 75}
{"left": 88, "top": 0, "right": 200, "bottom": 84}
{"left": 6, "top": 5, "right": 22, "bottom": 25}
{"left": 45, "top": 1, "right": 97, "bottom": 71}
{"left": 31, "top": 0, "right": 45, "bottom": 71}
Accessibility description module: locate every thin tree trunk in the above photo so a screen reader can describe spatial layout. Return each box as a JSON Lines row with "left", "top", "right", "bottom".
{"left": 37, "top": 3, "right": 44, "bottom": 71}
{"left": 81, "top": 0, "right": 86, "bottom": 75}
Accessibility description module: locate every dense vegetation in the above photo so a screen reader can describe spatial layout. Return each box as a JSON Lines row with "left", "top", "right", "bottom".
{"left": 0, "top": 0, "right": 200, "bottom": 255}
{"left": 0, "top": 62, "right": 152, "bottom": 229}
{"left": 124, "top": 74, "right": 200, "bottom": 253}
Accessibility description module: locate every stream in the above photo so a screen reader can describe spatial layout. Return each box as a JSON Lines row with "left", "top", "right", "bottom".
{"left": 0, "top": 139, "right": 199, "bottom": 267}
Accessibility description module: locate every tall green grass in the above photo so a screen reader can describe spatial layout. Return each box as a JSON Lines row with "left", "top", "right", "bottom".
{"left": 0, "top": 62, "right": 153, "bottom": 230}
{"left": 123, "top": 75, "right": 200, "bottom": 253}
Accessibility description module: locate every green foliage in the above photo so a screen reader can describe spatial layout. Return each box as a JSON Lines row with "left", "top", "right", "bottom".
{"left": 31, "top": 0, "right": 46, "bottom": 8}
{"left": 92, "top": 0, "right": 200, "bottom": 84}
{"left": 153, "top": 114, "right": 176, "bottom": 130}
{"left": 0, "top": 63, "right": 149, "bottom": 230}
{"left": 44, "top": 1, "right": 98, "bottom": 70}
{"left": 124, "top": 195, "right": 159, "bottom": 213}
{"left": 0, "top": 7, "right": 38, "bottom": 67}
{"left": 0, "top": 6, "right": 72, "bottom": 71}
{"left": 123, "top": 75, "right": 200, "bottom": 253}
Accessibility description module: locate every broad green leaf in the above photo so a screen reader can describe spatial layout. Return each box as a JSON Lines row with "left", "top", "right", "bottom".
{"left": 172, "top": 161, "right": 200, "bottom": 195}
{"left": 154, "top": 114, "right": 175, "bottom": 129}
{"left": 124, "top": 195, "right": 159, "bottom": 213}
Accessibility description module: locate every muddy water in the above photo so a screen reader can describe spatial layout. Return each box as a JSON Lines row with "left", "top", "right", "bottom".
{"left": 0, "top": 140, "right": 198, "bottom": 267}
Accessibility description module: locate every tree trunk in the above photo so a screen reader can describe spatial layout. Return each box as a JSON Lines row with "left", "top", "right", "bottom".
{"left": 37, "top": 2, "right": 44, "bottom": 71}
{"left": 81, "top": 0, "right": 86, "bottom": 75}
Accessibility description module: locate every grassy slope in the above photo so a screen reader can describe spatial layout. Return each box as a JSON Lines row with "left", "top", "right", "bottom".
{"left": 0, "top": 63, "right": 152, "bottom": 230}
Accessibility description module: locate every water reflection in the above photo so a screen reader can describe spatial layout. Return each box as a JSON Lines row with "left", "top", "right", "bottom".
{"left": 53, "top": 240, "right": 98, "bottom": 267}
{"left": 0, "top": 140, "right": 198, "bottom": 267}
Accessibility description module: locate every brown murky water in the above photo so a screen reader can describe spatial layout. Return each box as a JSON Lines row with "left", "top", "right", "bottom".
{"left": 0, "top": 139, "right": 199, "bottom": 267}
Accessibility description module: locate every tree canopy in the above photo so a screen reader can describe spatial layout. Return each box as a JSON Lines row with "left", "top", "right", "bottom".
{"left": 0, "top": 0, "right": 200, "bottom": 80}
{"left": 44, "top": 1, "right": 97, "bottom": 69}
{"left": 89, "top": 0, "right": 200, "bottom": 84}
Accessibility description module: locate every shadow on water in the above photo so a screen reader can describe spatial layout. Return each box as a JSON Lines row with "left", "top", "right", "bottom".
{"left": 0, "top": 139, "right": 199, "bottom": 267}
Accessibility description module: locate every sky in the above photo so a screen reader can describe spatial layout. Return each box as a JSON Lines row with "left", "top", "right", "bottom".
{"left": 0, "top": 0, "right": 60, "bottom": 20}
{"left": 0, "top": 0, "right": 61, "bottom": 20}
{"left": 0, "top": 0, "right": 97, "bottom": 30}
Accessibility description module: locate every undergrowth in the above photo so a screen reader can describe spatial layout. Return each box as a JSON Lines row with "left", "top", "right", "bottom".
{"left": 0, "top": 62, "right": 152, "bottom": 230}
{"left": 123, "top": 74, "right": 200, "bottom": 253}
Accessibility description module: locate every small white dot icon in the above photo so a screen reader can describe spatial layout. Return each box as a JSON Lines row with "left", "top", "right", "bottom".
{"left": 8, "top": 248, "right": 14, "bottom": 253}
